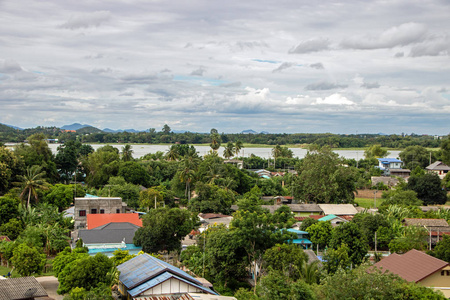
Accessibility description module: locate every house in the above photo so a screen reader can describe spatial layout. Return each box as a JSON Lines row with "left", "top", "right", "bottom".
{"left": 318, "top": 204, "right": 358, "bottom": 216}
{"left": 78, "top": 222, "right": 142, "bottom": 257}
{"left": 86, "top": 213, "right": 142, "bottom": 230}
{"left": 254, "top": 169, "right": 272, "bottom": 178}
{"left": 198, "top": 213, "right": 233, "bottom": 232}
{"left": 117, "top": 254, "right": 224, "bottom": 299}
{"left": 287, "top": 228, "right": 312, "bottom": 249}
{"left": 376, "top": 158, "right": 408, "bottom": 176}
{"left": 0, "top": 236, "right": 10, "bottom": 242}
{"left": 426, "top": 161, "right": 450, "bottom": 179}
{"left": 0, "top": 276, "right": 48, "bottom": 300}
{"left": 402, "top": 218, "right": 450, "bottom": 245}
{"left": 372, "top": 249, "right": 450, "bottom": 297}
{"left": 74, "top": 196, "right": 127, "bottom": 229}
{"left": 371, "top": 176, "right": 400, "bottom": 187}
{"left": 223, "top": 159, "right": 243, "bottom": 169}
{"left": 318, "top": 214, "right": 348, "bottom": 226}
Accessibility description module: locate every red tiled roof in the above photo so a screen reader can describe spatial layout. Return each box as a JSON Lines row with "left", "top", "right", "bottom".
{"left": 372, "top": 249, "right": 449, "bottom": 283}
{"left": 87, "top": 213, "right": 142, "bottom": 229}
{"left": 295, "top": 215, "right": 323, "bottom": 221}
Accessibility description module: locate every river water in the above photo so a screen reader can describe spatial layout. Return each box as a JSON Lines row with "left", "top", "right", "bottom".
{"left": 44, "top": 144, "right": 400, "bottom": 160}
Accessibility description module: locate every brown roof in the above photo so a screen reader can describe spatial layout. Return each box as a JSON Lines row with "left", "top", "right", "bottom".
{"left": 0, "top": 277, "right": 48, "bottom": 300}
{"left": 403, "top": 218, "right": 450, "bottom": 227}
{"left": 199, "top": 213, "right": 231, "bottom": 219}
{"left": 426, "top": 161, "right": 450, "bottom": 171}
{"left": 295, "top": 215, "right": 322, "bottom": 221}
{"left": 372, "top": 249, "right": 449, "bottom": 283}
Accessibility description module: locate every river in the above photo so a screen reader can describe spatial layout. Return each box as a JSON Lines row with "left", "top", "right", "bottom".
{"left": 42, "top": 144, "right": 400, "bottom": 160}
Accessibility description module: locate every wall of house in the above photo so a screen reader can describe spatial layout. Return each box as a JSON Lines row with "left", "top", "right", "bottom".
{"left": 74, "top": 197, "right": 124, "bottom": 229}
{"left": 139, "top": 278, "right": 204, "bottom": 296}
{"left": 419, "top": 266, "right": 450, "bottom": 298}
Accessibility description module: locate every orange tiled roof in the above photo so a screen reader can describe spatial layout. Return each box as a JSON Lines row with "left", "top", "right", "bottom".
{"left": 87, "top": 213, "right": 142, "bottom": 229}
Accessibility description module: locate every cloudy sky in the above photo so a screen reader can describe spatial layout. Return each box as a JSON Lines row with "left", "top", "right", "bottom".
{"left": 1, "top": 0, "right": 449, "bottom": 134}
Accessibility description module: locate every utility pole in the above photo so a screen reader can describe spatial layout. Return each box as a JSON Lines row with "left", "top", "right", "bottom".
{"left": 375, "top": 231, "right": 377, "bottom": 253}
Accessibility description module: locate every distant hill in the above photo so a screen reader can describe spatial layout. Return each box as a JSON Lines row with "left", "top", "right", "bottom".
{"left": 241, "top": 129, "right": 258, "bottom": 134}
{"left": 0, "top": 123, "right": 22, "bottom": 131}
{"left": 260, "top": 131, "right": 269, "bottom": 134}
{"left": 76, "top": 126, "right": 103, "bottom": 134}
{"left": 61, "top": 123, "right": 92, "bottom": 131}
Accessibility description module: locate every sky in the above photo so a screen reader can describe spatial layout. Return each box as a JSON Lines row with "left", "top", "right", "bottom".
{"left": 0, "top": 0, "right": 449, "bottom": 134}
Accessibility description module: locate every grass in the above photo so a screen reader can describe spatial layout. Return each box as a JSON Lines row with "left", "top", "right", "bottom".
{"left": 355, "top": 197, "right": 385, "bottom": 209}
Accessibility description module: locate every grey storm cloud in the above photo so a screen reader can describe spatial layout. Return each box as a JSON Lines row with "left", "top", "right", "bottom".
{"left": 309, "top": 63, "right": 324, "bottom": 70}
{"left": 289, "top": 38, "right": 330, "bottom": 54}
{"left": 341, "top": 23, "right": 428, "bottom": 50}
{"left": 272, "top": 62, "right": 296, "bottom": 73}
{"left": 361, "top": 82, "right": 380, "bottom": 89}
{"left": 394, "top": 52, "right": 405, "bottom": 58}
{"left": 305, "top": 82, "right": 348, "bottom": 90}
{"left": 0, "top": 59, "right": 23, "bottom": 73}
{"left": 120, "top": 74, "right": 158, "bottom": 84}
{"left": 60, "top": 11, "right": 111, "bottom": 30}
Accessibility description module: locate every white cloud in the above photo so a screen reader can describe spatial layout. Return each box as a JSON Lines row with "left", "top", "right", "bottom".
{"left": 341, "top": 23, "right": 427, "bottom": 50}
{"left": 314, "top": 94, "right": 355, "bottom": 106}
{"left": 60, "top": 11, "right": 111, "bottom": 30}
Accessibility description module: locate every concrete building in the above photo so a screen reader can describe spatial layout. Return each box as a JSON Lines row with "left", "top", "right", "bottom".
{"left": 74, "top": 197, "right": 127, "bottom": 229}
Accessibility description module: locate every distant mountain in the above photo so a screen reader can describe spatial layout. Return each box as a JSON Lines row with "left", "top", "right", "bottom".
{"left": 260, "top": 131, "right": 269, "bottom": 134}
{"left": 76, "top": 126, "right": 103, "bottom": 134}
{"left": 241, "top": 129, "right": 258, "bottom": 134}
{"left": 61, "top": 123, "right": 92, "bottom": 131}
{"left": 103, "top": 128, "right": 119, "bottom": 133}
{"left": 103, "top": 128, "right": 144, "bottom": 133}
{"left": 0, "top": 123, "right": 23, "bottom": 130}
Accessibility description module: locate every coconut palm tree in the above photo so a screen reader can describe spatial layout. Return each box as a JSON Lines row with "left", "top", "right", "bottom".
{"left": 121, "top": 144, "right": 133, "bottom": 161}
{"left": 210, "top": 133, "right": 221, "bottom": 152}
{"left": 16, "top": 165, "right": 49, "bottom": 207}
{"left": 165, "top": 145, "right": 179, "bottom": 161}
{"left": 179, "top": 157, "right": 199, "bottom": 203}
{"left": 234, "top": 140, "right": 243, "bottom": 157}
{"left": 223, "top": 142, "right": 235, "bottom": 159}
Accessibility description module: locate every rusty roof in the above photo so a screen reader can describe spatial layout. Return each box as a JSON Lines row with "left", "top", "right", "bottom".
{"left": 372, "top": 249, "right": 449, "bottom": 283}
{"left": 403, "top": 218, "right": 450, "bottom": 227}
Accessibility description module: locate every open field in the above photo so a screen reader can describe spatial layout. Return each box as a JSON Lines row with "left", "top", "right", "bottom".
{"left": 355, "top": 197, "right": 385, "bottom": 209}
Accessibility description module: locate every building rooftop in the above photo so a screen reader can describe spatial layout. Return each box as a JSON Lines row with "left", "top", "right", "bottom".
{"left": 87, "top": 213, "right": 142, "bottom": 229}
{"left": 78, "top": 222, "right": 140, "bottom": 244}
{"left": 426, "top": 161, "right": 450, "bottom": 171}
{"left": 318, "top": 204, "right": 358, "bottom": 215}
{"left": 372, "top": 249, "right": 449, "bottom": 282}
{"left": 377, "top": 158, "right": 403, "bottom": 163}
{"left": 0, "top": 277, "right": 48, "bottom": 300}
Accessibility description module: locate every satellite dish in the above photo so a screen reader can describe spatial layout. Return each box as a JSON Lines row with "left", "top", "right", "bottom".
{"left": 24, "top": 287, "right": 37, "bottom": 297}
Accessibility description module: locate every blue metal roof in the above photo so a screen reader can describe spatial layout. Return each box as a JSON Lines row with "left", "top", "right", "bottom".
{"left": 287, "top": 228, "right": 309, "bottom": 235}
{"left": 117, "top": 254, "right": 217, "bottom": 295}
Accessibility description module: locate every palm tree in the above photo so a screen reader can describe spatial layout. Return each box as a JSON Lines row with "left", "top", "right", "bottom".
{"left": 165, "top": 145, "right": 179, "bottom": 161}
{"left": 210, "top": 133, "right": 221, "bottom": 152}
{"left": 121, "top": 144, "right": 133, "bottom": 161}
{"left": 301, "top": 260, "right": 320, "bottom": 285}
{"left": 17, "top": 165, "right": 49, "bottom": 207}
{"left": 234, "top": 140, "right": 243, "bottom": 157}
{"left": 223, "top": 142, "right": 235, "bottom": 159}
{"left": 206, "top": 165, "right": 222, "bottom": 184}
{"left": 179, "top": 157, "right": 198, "bottom": 203}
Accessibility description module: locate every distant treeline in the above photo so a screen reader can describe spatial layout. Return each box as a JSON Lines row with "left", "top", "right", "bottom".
{"left": 0, "top": 123, "right": 445, "bottom": 149}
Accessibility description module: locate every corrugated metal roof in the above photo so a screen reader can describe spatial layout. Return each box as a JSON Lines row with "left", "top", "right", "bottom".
{"left": 118, "top": 254, "right": 217, "bottom": 296}
{"left": 0, "top": 277, "right": 48, "bottom": 300}
{"left": 128, "top": 272, "right": 215, "bottom": 297}
{"left": 292, "top": 238, "right": 312, "bottom": 244}
{"left": 78, "top": 226, "right": 139, "bottom": 244}
{"left": 377, "top": 158, "right": 402, "bottom": 163}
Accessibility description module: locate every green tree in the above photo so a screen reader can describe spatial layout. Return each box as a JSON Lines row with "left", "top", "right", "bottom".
{"left": 133, "top": 207, "right": 196, "bottom": 253}
{"left": 121, "top": 144, "right": 133, "bottom": 162}
{"left": 98, "top": 177, "right": 140, "bottom": 208}
{"left": 305, "top": 221, "right": 333, "bottom": 250}
{"left": 165, "top": 145, "right": 180, "bottom": 161}
{"left": 55, "top": 140, "right": 80, "bottom": 183}
{"left": 379, "top": 189, "right": 423, "bottom": 211}
{"left": 299, "top": 217, "right": 318, "bottom": 231}
{"left": 223, "top": 141, "right": 235, "bottom": 159}
{"left": 118, "top": 161, "right": 150, "bottom": 186}
{"left": 0, "top": 146, "right": 21, "bottom": 194}
{"left": 432, "top": 234, "right": 450, "bottom": 263}
{"left": 189, "top": 182, "right": 235, "bottom": 214}
{"left": 139, "top": 188, "right": 163, "bottom": 210}
{"left": 178, "top": 156, "right": 200, "bottom": 203}
{"left": 210, "top": 133, "right": 221, "bottom": 152}
{"left": 57, "top": 253, "right": 113, "bottom": 294}
{"left": 407, "top": 173, "right": 447, "bottom": 205}
{"left": 364, "top": 144, "right": 389, "bottom": 159}
{"left": 0, "top": 218, "right": 24, "bottom": 240}
{"left": 263, "top": 243, "right": 308, "bottom": 280}
{"left": 44, "top": 184, "right": 75, "bottom": 210}
{"left": 295, "top": 147, "right": 357, "bottom": 203}
{"left": 162, "top": 124, "right": 171, "bottom": 134}
{"left": 16, "top": 165, "right": 49, "bottom": 207}
{"left": 399, "top": 145, "right": 435, "bottom": 170}
{"left": 235, "top": 140, "right": 244, "bottom": 157}
{"left": 82, "top": 145, "right": 120, "bottom": 188}
{"left": 0, "top": 195, "right": 20, "bottom": 226}
{"left": 257, "top": 270, "right": 316, "bottom": 300}
{"left": 440, "top": 136, "right": 450, "bottom": 165}
{"left": 323, "top": 243, "right": 351, "bottom": 274}
{"left": 11, "top": 243, "right": 46, "bottom": 276}
{"left": 231, "top": 210, "right": 296, "bottom": 291}
{"left": 329, "top": 222, "right": 368, "bottom": 266}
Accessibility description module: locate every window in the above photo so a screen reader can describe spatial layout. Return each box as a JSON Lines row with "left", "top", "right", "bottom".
{"left": 442, "top": 271, "right": 445, "bottom": 276}
{"left": 447, "top": 270, "right": 450, "bottom": 276}
{"left": 116, "top": 209, "right": 121, "bottom": 214}
{"left": 100, "top": 209, "right": 105, "bottom": 214}
{"left": 79, "top": 210, "right": 86, "bottom": 217}
{"left": 91, "top": 208, "right": 97, "bottom": 214}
